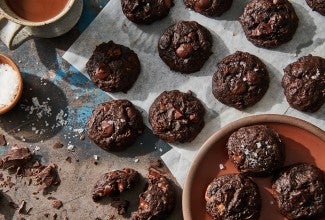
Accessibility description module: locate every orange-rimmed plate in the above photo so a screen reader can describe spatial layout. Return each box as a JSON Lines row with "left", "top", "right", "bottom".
{"left": 183, "top": 114, "right": 325, "bottom": 220}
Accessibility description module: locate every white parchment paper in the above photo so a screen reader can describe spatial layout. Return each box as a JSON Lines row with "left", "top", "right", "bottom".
{"left": 63, "top": 0, "right": 325, "bottom": 186}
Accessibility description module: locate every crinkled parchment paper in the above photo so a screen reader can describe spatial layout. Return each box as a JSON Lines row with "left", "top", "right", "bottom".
{"left": 63, "top": 0, "right": 325, "bottom": 186}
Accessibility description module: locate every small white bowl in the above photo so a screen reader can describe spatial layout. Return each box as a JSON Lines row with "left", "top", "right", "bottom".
{"left": 0, "top": 53, "right": 23, "bottom": 115}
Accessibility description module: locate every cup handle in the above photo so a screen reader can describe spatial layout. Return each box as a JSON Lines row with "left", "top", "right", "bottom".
{"left": 0, "top": 13, "right": 32, "bottom": 50}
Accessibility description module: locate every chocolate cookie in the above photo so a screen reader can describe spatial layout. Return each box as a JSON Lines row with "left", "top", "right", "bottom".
{"left": 205, "top": 173, "right": 261, "bottom": 220}
{"left": 92, "top": 168, "right": 140, "bottom": 202}
{"left": 184, "top": 0, "right": 233, "bottom": 17}
{"left": 212, "top": 51, "right": 269, "bottom": 110}
{"left": 272, "top": 163, "right": 325, "bottom": 219}
{"left": 121, "top": 0, "right": 174, "bottom": 24}
{"left": 158, "top": 21, "right": 213, "bottom": 73}
{"left": 239, "top": 0, "right": 299, "bottom": 48}
{"left": 149, "top": 90, "right": 205, "bottom": 143}
{"left": 227, "top": 125, "right": 285, "bottom": 176}
{"left": 86, "top": 41, "right": 141, "bottom": 92}
{"left": 305, "top": 0, "right": 325, "bottom": 15}
{"left": 87, "top": 100, "right": 144, "bottom": 151}
{"left": 282, "top": 55, "right": 325, "bottom": 112}
{"left": 131, "top": 170, "right": 175, "bottom": 219}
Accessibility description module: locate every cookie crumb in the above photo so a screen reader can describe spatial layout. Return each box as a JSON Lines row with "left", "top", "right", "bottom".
{"left": 52, "top": 199, "right": 63, "bottom": 209}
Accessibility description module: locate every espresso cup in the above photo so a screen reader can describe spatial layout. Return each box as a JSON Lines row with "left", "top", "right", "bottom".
{"left": 0, "top": 0, "right": 83, "bottom": 50}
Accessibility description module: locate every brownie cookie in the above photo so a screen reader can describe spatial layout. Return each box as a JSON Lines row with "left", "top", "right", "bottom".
{"left": 282, "top": 55, "right": 325, "bottom": 112}
{"left": 149, "top": 90, "right": 205, "bottom": 143}
{"left": 158, "top": 21, "right": 213, "bottom": 73}
{"left": 227, "top": 125, "right": 285, "bottom": 176}
{"left": 87, "top": 100, "right": 144, "bottom": 151}
{"left": 205, "top": 173, "right": 261, "bottom": 220}
{"left": 305, "top": 0, "right": 325, "bottom": 15}
{"left": 92, "top": 168, "right": 140, "bottom": 202}
{"left": 121, "top": 0, "right": 174, "bottom": 24}
{"left": 184, "top": 0, "right": 233, "bottom": 17}
{"left": 212, "top": 51, "right": 269, "bottom": 110}
{"left": 272, "top": 163, "right": 325, "bottom": 219}
{"left": 131, "top": 170, "right": 175, "bottom": 219}
{"left": 239, "top": 0, "right": 299, "bottom": 48}
{"left": 86, "top": 41, "right": 140, "bottom": 92}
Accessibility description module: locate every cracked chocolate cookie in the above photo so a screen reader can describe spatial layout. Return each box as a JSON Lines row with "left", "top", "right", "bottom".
{"left": 131, "top": 170, "right": 175, "bottom": 219}
{"left": 158, "top": 21, "right": 213, "bottom": 73}
{"left": 227, "top": 125, "right": 285, "bottom": 176}
{"left": 282, "top": 55, "right": 325, "bottom": 112}
{"left": 205, "top": 173, "right": 261, "bottom": 220}
{"left": 212, "top": 51, "right": 269, "bottom": 110}
{"left": 86, "top": 41, "right": 141, "bottom": 92}
{"left": 92, "top": 168, "right": 140, "bottom": 202}
{"left": 184, "top": 0, "right": 233, "bottom": 17}
{"left": 121, "top": 0, "right": 174, "bottom": 24}
{"left": 272, "top": 163, "right": 325, "bottom": 219}
{"left": 239, "top": 0, "right": 299, "bottom": 48}
{"left": 149, "top": 90, "right": 205, "bottom": 143}
{"left": 87, "top": 100, "right": 144, "bottom": 151}
{"left": 305, "top": 0, "right": 325, "bottom": 15}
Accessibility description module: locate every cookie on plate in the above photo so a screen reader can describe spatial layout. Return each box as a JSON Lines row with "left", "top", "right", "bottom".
{"left": 131, "top": 170, "right": 175, "bottom": 219}
{"left": 87, "top": 100, "right": 144, "bottom": 151}
{"left": 282, "top": 55, "right": 325, "bottom": 112}
{"left": 205, "top": 173, "right": 261, "bottom": 220}
{"left": 272, "top": 163, "right": 325, "bottom": 219}
{"left": 121, "top": 0, "right": 174, "bottom": 24}
{"left": 158, "top": 21, "right": 213, "bottom": 73}
{"left": 183, "top": 0, "right": 233, "bottom": 17}
{"left": 239, "top": 0, "right": 299, "bottom": 48}
{"left": 92, "top": 168, "right": 140, "bottom": 201}
{"left": 149, "top": 90, "right": 205, "bottom": 143}
{"left": 305, "top": 0, "right": 325, "bottom": 15}
{"left": 227, "top": 125, "right": 285, "bottom": 176}
{"left": 86, "top": 41, "right": 141, "bottom": 92}
{"left": 212, "top": 51, "right": 269, "bottom": 110}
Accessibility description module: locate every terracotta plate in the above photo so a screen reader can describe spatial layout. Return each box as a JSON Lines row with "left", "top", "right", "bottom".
{"left": 183, "top": 114, "right": 325, "bottom": 220}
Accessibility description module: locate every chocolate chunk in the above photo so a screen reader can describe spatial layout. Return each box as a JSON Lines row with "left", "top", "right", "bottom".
{"left": 0, "top": 146, "right": 32, "bottom": 170}
{"left": 92, "top": 168, "right": 140, "bottom": 202}
{"left": 205, "top": 173, "right": 261, "bottom": 220}
{"left": 87, "top": 100, "right": 144, "bottom": 151}
{"left": 272, "top": 163, "right": 325, "bottom": 219}
{"left": 0, "top": 134, "right": 7, "bottom": 146}
{"left": 121, "top": 0, "right": 174, "bottom": 24}
{"left": 52, "top": 199, "right": 63, "bottom": 209}
{"left": 158, "top": 21, "right": 213, "bottom": 73}
{"left": 149, "top": 90, "right": 205, "bottom": 143}
{"left": 131, "top": 170, "right": 175, "bottom": 220}
{"left": 86, "top": 41, "right": 141, "bottom": 93}
{"left": 240, "top": 0, "right": 299, "bottom": 48}
{"left": 184, "top": 0, "right": 233, "bottom": 17}
{"left": 34, "top": 163, "right": 60, "bottom": 191}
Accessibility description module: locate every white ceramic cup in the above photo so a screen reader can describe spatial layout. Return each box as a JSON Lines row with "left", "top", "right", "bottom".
{"left": 0, "top": 0, "right": 83, "bottom": 50}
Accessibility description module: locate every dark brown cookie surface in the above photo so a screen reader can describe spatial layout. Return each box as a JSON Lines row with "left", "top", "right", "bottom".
{"left": 205, "top": 173, "right": 261, "bottom": 220}
{"left": 184, "top": 0, "right": 233, "bottom": 17}
{"left": 0, "top": 146, "right": 32, "bottom": 170}
{"left": 87, "top": 100, "right": 144, "bottom": 151}
{"left": 92, "top": 168, "right": 140, "bottom": 202}
{"left": 121, "top": 0, "right": 174, "bottom": 24}
{"left": 131, "top": 170, "right": 175, "bottom": 220}
{"left": 306, "top": 0, "right": 325, "bottom": 15}
{"left": 227, "top": 125, "right": 285, "bottom": 176}
{"left": 212, "top": 51, "right": 269, "bottom": 110}
{"left": 239, "top": 0, "right": 299, "bottom": 48}
{"left": 282, "top": 55, "right": 325, "bottom": 112}
{"left": 86, "top": 41, "right": 140, "bottom": 92}
{"left": 149, "top": 90, "right": 205, "bottom": 143}
{"left": 272, "top": 163, "right": 325, "bottom": 219}
{"left": 158, "top": 21, "right": 213, "bottom": 73}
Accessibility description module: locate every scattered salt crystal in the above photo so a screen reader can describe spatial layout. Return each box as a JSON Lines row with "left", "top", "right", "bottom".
{"left": 219, "top": 164, "right": 225, "bottom": 170}
{"left": 270, "top": 201, "right": 274, "bottom": 205}
{"left": 67, "top": 144, "right": 74, "bottom": 150}
{"left": 256, "top": 142, "right": 262, "bottom": 148}
{"left": 0, "top": 64, "right": 19, "bottom": 108}
{"left": 134, "top": 158, "right": 139, "bottom": 163}
{"left": 243, "top": 77, "right": 247, "bottom": 81}
{"left": 73, "top": 128, "right": 84, "bottom": 134}
{"left": 34, "top": 146, "right": 40, "bottom": 151}
{"left": 93, "top": 155, "right": 99, "bottom": 160}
